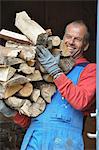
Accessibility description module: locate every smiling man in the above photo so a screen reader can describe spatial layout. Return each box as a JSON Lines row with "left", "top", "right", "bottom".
{"left": 63, "top": 21, "right": 89, "bottom": 59}
{"left": 0, "top": 20, "right": 96, "bottom": 150}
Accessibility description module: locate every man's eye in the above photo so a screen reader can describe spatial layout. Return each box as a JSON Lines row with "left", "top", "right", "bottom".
{"left": 65, "top": 34, "right": 72, "bottom": 39}
{"left": 75, "top": 37, "right": 82, "bottom": 42}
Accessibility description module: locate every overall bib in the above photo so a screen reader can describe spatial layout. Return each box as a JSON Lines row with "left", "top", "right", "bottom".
{"left": 21, "top": 63, "right": 88, "bottom": 150}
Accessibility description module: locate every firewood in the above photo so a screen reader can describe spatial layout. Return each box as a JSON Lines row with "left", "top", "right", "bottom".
{"left": 0, "top": 56, "right": 24, "bottom": 66}
{"left": 48, "top": 36, "right": 61, "bottom": 47}
{"left": 50, "top": 48, "right": 61, "bottom": 56}
{"left": 40, "top": 83, "right": 56, "bottom": 103}
{"left": 18, "top": 82, "right": 33, "bottom": 97}
{"left": 27, "top": 59, "right": 36, "bottom": 67}
{"left": 18, "top": 63, "right": 35, "bottom": 74}
{"left": 29, "top": 97, "right": 46, "bottom": 117}
{"left": 0, "top": 67, "right": 16, "bottom": 82}
{"left": 26, "top": 70, "right": 43, "bottom": 81}
{"left": 5, "top": 40, "right": 19, "bottom": 48}
{"left": 0, "top": 29, "right": 31, "bottom": 44}
{"left": 15, "top": 11, "right": 46, "bottom": 45}
{"left": 4, "top": 84, "right": 23, "bottom": 98}
{"left": 0, "top": 82, "right": 6, "bottom": 99}
{"left": 5, "top": 96, "right": 26, "bottom": 109}
{"left": 19, "top": 47, "right": 36, "bottom": 61}
{"left": 43, "top": 74, "right": 53, "bottom": 83}
{"left": 60, "top": 40, "right": 71, "bottom": 57}
{"left": 0, "top": 45, "right": 21, "bottom": 57}
{"left": 59, "top": 57, "right": 75, "bottom": 74}
{"left": 30, "top": 88, "right": 40, "bottom": 102}
{"left": 4, "top": 74, "right": 30, "bottom": 86}
{"left": 19, "top": 100, "right": 32, "bottom": 117}
{"left": 5, "top": 40, "right": 32, "bottom": 48}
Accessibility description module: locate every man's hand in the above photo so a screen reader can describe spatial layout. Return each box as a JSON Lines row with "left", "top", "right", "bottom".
{"left": 0, "top": 100, "right": 16, "bottom": 117}
{"left": 36, "top": 45, "right": 62, "bottom": 76}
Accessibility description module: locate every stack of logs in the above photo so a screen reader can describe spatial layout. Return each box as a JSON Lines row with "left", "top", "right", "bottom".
{"left": 0, "top": 11, "right": 75, "bottom": 117}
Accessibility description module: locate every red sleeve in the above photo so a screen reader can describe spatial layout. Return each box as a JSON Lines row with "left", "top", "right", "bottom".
{"left": 12, "top": 112, "right": 31, "bottom": 128}
{"left": 54, "top": 63, "right": 96, "bottom": 112}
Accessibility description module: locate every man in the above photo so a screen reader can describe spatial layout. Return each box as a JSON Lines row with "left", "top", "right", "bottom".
{"left": 0, "top": 20, "right": 96, "bottom": 150}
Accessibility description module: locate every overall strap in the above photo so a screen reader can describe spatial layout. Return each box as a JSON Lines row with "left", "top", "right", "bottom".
{"left": 67, "top": 62, "right": 89, "bottom": 85}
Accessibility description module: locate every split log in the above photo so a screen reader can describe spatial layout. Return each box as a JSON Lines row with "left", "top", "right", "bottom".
{"left": 30, "top": 88, "right": 40, "bottom": 102}
{"left": 18, "top": 82, "right": 33, "bottom": 97}
{"left": 48, "top": 36, "right": 61, "bottom": 47}
{"left": 0, "top": 29, "right": 31, "bottom": 44}
{"left": 0, "top": 82, "right": 6, "bottom": 99}
{"left": 4, "top": 74, "right": 30, "bottom": 87}
{"left": 15, "top": 11, "right": 46, "bottom": 45}
{"left": 43, "top": 74, "right": 53, "bottom": 83}
{"left": 19, "top": 46, "right": 36, "bottom": 61}
{"left": 0, "top": 45, "right": 21, "bottom": 57}
{"left": 5, "top": 96, "right": 26, "bottom": 109}
{"left": 40, "top": 83, "right": 56, "bottom": 103}
{"left": 59, "top": 57, "right": 75, "bottom": 74}
{"left": 27, "top": 70, "right": 43, "bottom": 81}
{"left": 0, "top": 56, "right": 24, "bottom": 66}
{"left": 4, "top": 84, "right": 23, "bottom": 98}
{"left": 19, "top": 100, "right": 32, "bottom": 117}
{"left": 0, "top": 67, "right": 16, "bottom": 82}
{"left": 18, "top": 63, "right": 35, "bottom": 74}
{"left": 29, "top": 97, "right": 46, "bottom": 117}
{"left": 50, "top": 48, "right": 61, "bottom": 56}
{"left": 60, "top": 40, "right": 71, "bottom": 57}
{"left": 27, "top": 59, "right": 36, "bottom": 67}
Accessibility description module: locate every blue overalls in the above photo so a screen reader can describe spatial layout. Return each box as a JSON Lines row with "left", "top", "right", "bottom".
{"left": 21, "top": 63, "right": 88, "bottom": 150}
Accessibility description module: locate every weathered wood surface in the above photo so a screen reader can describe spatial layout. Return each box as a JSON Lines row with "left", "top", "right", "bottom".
{"left": 0, "top": 67, "right": 16, "bottom": 82}
{"left": 15, "top": 11, "right": 46, "bottom": 45}
{"left": 40, "top": 83, "right": 56, "bottom": 103}
{"left": 4, "top": 84, "right": 23, "bottom": 99}
{"left": 30, "top": 89, "right": 40, "bottom": 102}
{"left": 18, "top": 82, "right": 33, "bottom": 97}
{"left": 0, "top": 29, "right": 31, "bottom": 44}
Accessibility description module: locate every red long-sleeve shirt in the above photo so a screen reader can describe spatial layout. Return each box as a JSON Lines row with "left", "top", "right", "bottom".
{"left": 54, "top": 57, "right": 96, "bottom": 114}
{"left": 13, "top": 57, "right": 96, "bottom": 128}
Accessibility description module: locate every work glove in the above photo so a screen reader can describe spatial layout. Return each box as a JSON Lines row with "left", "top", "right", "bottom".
{"left": 0, "top": 100, "right": 16, "bottom": 117}
{"left": 36, "top": 45, "right": 62, "bottom": 77}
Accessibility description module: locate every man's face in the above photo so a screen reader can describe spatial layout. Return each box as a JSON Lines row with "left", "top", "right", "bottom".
{"left": 63, "top": 23, "right": 88, "bottom": 59}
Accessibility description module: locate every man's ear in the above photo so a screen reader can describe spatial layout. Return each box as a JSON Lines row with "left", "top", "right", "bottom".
{"left": 83, "top": 43, "right": 89, "bottom": 51}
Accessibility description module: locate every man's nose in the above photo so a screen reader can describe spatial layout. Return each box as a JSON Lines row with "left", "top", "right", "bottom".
{"left": 69, "top": 37, "right": 75, "bottom": 44}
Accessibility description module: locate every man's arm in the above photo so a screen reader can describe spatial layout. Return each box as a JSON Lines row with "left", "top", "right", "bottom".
{"left": 54, "top": 63, "right": 96, "bottom": 111}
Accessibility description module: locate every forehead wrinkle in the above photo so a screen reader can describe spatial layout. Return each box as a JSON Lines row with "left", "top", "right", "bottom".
{"left": 65, "top": 23, "right": 87, "bottom": 39}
